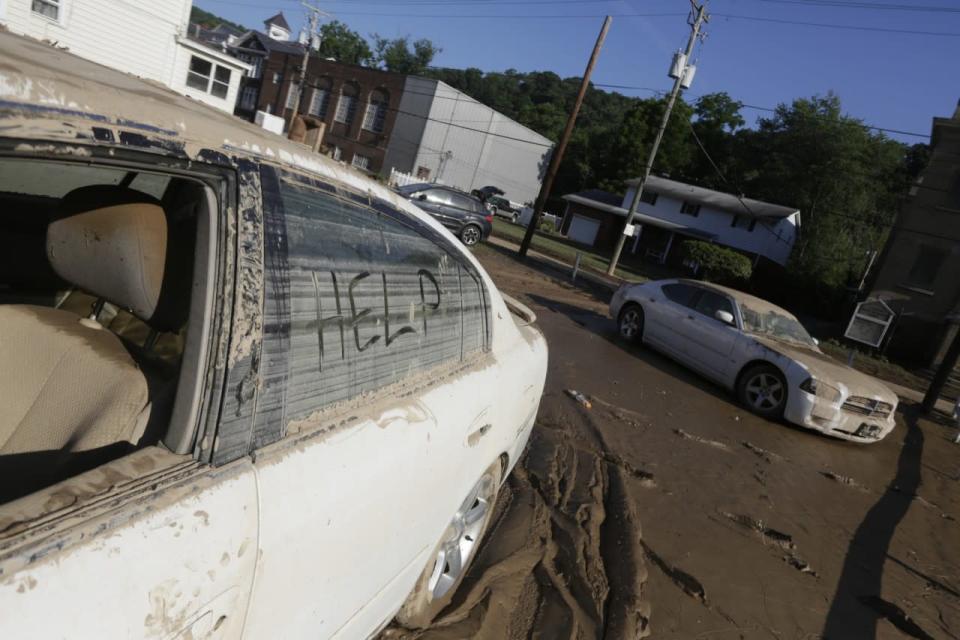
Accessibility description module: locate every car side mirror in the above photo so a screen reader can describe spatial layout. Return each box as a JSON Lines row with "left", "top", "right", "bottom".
{"left": 715, "top": 310, "right": 735, "bottom": 326}
{"left": 417, "top": 194, "right": 427, "bottom": 201}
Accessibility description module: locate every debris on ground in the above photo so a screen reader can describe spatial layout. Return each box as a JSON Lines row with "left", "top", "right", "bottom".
{"left": 565, "top": 389, "right": 593, "bottom": 409}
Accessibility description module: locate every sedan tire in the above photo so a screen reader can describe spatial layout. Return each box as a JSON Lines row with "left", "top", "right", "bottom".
{"left": 395, "top": 461, "right": 503, "bottom": 628}
{"left": 460, "top": 224, "right": 482, "bottom": 246}
{"left": 737, "top": 364, "right": 788, "bottom": 419}
{"left": 617, "top": 303, "right": 644, "bottom": 344}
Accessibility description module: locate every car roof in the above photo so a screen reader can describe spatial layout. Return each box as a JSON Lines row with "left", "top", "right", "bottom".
{"left": 672, "top": 279, "right": 797, "bottom": 318}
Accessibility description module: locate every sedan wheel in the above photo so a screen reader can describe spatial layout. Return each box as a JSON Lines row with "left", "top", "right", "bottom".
{"left": 617, "top": 304, "right": 644, "bottom": 344}
{"left": 395, "top": 462, "right": 502, "bottom": 628}
{"left": 460, "top": 225, "right": 481, "bottom": 246}
{"left": 738, "top": 365, "right": 787, "bottom": 418}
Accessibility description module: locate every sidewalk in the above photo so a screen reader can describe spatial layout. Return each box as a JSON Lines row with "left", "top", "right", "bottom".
{"left": 886, "top": 380, "right": 958, "bottom": 418}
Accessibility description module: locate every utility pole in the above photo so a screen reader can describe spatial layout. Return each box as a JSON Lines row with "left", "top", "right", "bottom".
{"left": 288, "top": 2, "right": 327, "bottom": 137}
{"left": 519, "top": 16, "right": 611, "bottom": 259}
{"left": 606, "top": 1, "right": 708, "bottom": 276}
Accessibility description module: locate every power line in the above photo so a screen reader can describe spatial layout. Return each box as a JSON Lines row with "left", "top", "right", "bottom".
{"left": 712, "top": 12, "right": 960, "bottom": 36}
{"left": 747, "top": 0, "right": 960, "bottom": 12}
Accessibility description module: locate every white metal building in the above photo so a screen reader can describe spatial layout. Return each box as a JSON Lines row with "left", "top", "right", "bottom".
{"left": 0, "top": 0, "right": 248, "bottom": 113}
{"left": 382, "top": 77, "right": 554, "bottom": 205}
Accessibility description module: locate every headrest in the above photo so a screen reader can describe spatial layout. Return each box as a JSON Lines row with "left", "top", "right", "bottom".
{"left": 48, "top": 186, "right": 167, "bottom": 322}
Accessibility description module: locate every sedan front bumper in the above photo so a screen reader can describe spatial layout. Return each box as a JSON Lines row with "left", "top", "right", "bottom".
{"left": 784, "top": 388, "right": 897, "bottom": 443}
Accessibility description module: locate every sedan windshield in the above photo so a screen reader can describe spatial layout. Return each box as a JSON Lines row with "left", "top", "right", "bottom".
{"left": 739, "top": 302, "right": 817, "bottom": 348}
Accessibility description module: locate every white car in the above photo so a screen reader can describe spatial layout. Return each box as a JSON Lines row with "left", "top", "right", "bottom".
{"left": 0, "top": 31, "right": 547, "bottom": 638}
{"left": 610, "top": 279, "right": 898, "bottom": 443}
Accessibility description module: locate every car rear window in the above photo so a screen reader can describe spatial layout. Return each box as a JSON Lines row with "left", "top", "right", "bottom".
{"left": 267, "top": 169, "right": 490, "bottom": 421}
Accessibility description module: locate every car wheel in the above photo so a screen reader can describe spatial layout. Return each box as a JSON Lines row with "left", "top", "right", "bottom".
{"left": 395, "top": 461, "right": 502, "bottom": 629}
{"left": 511, "top": 213, "right": 519, "bottom": 224}
{"left": 737, "top": 364, "right": 788, "bottom": 419}
{"left": 460, "top": 224, "right": 482, "bottom": 246}
{"left": 617, "top": 303, "right": 644, "bottom": 344}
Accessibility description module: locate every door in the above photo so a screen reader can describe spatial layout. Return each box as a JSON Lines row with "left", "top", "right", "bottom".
{"left": 242, "top": 167, "right": 492, "bottom": 639}
{"left": 567, "top": 214, "right": 600, "bottom": 246}
{"left": 677, "top": 290, "right": 741, "bottom": 382}
{"left": 420, "top": 187, "right": 458, "bottom": 229}
{"left": 644, "top": 282, "right": 698, "bottom": 360}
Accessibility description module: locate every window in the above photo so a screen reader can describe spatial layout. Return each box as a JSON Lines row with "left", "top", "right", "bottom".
{"left": 285, "top": 82, "right": 300, "bottom": 110}
{"left": 640, "top": 190, "right": 658, "bottom": 206}
{"left": 211, "top": 66, "right": 230, "bottom": 99}
{"left": 308, "top": 86, "right": 330, "bottom": 118}
{"left": 680, "top": 201, "right": 701, "bottom": 216}
{"left": 31, "top": 0, "right": 59, "bottom": 20}
{"left": 362, "top": 90, "right": 389, "bottom": 133}
{"left": 416, "top": 166, "right": 431, "bottom": 180}
{"left": 335, "top": 85, "right": 358, "bottom": 124}
{"left": 693, "top": 291, "right": 735, "bottom": 324}
{"left": 449, "top": 192, "right": 478, "bottom": 211}
{"left": 186, "top": 56, "right": 231, "bottom": 100}
{"left": 731, "top": 215, "right": 756, "bottom": 231}
{"left": 351, "top": 154, "right": 371, "bottom": 171}
{"left": 905, "top": 244, "right": 948, "bottom": 291}
{"left": 239, "top": 85, "right": 258, "bottom": 111}
{"left": 0, "top": 156, "right": 215, "bottom": 500}
{"left": 267, "top": 168, "right": 489, "bottom": 421}
{"left": 661, "top": 283, "right": 698, "bottom": 307}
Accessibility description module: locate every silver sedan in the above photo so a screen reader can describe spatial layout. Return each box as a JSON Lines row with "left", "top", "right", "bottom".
{"left": 610, "top": 279, "right": 899, "bottom": 443}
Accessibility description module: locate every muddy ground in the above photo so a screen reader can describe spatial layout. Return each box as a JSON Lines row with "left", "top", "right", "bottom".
{"left": 384, "top": 245, "right": 960, "bottom": 640}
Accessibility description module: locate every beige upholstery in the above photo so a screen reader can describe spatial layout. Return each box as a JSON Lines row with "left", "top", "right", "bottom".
{"left": 0, "top": 305, "right": 149, "bottom": 454}
{"left": 47, "top": 202, "right": 167, "bottom": 321}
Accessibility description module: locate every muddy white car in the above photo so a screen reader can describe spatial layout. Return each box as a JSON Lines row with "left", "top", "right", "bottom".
{"left": 0, "top": 31, "right": 547, "bottom": 638}
{"left": 611, "top": 279, "right": 898, "bottom": 443}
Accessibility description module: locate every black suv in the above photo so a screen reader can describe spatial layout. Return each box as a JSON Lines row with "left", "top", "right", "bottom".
{"left": 397, "top": 183, "right": 493, "bottom": 246}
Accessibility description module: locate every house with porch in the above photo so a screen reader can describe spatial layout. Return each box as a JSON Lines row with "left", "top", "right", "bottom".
{"left": 560, "top": 176, "right": 800, "bottom": 268}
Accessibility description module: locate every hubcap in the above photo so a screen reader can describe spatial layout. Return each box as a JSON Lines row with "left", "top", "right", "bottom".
{"left": 427, "top": 473, "right": 495, "bottom": 600}
{"left": 463, "top": 227, "right": 480, "bottom": 245}
{"left": 745, "top": 373, "right": 784, "bottom": 410}
{"left": 620, "top": 309, "right": 641, "bottom": 339}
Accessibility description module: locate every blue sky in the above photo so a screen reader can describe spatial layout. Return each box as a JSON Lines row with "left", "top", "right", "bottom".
{"left": 196, "top": 0, "right": 960, "bottom": 143}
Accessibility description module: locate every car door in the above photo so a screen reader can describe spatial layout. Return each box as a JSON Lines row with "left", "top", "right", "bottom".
{"left": 678, "top": 289, "right": 741, "bottom": 382}
{"left": 242, "top": 166, "right": 493, "bottom": 639}
{"left": 643, "top": 282, "right": 699, "bottom": 361}
{"left": 421, "top": 188, "right": 459, "bottom": 229}
{"left": 446, "top": 191, "right": 481, "bottom": 231}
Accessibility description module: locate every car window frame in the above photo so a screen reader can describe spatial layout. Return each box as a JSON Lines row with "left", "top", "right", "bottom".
{"left": 690, "top": 288, "right": 738, "bottom": 327}
{"left": 661, "top": 282, "right": 699, "bottom": 308}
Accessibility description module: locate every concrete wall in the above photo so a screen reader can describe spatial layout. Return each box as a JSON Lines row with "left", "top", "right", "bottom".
{"left": 623, "top": 186, "right": 798, "bottom": 266}
{"left": 383, "top": 79, "right": 553, "bottom": 204}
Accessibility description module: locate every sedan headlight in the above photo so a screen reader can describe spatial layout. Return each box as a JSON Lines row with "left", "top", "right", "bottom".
{"left": 799, "top": 377, "right": 842, "bottom": 402}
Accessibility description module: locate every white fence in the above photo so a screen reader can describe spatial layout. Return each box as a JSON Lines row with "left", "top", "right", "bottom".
{"left": 388, "top": 168, "right": 424, "bottom": 189}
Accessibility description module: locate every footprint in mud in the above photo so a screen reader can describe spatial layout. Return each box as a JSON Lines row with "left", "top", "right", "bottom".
{"left": 640, "top": 541, "right": 707, "bottom": 605}
{"left": 717, "top": 511, "right": 819, "bottom": 578}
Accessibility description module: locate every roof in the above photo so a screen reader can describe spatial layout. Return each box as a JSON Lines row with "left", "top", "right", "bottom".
{"left": 626, "top": 175, "right": 799, "bottom": 219}
{"left": 233, "top": 31, "right": 305, "bottom": 55}
{"left": 0, "top": 29, "right": 424, "bottom": 230}
{"left": 265, "top": 12, "right": 290, "bottom": 31}
{"left": 565, "top": 188, "right": 622, "bottom": 207}
{"left": 676, "top": 279, "right": 787, "bottom": 315}
{"left": 562, "top": 192, "right": 715, "bottom": 240}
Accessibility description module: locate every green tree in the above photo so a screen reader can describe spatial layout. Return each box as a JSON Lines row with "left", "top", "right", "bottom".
{"left": 686, "top": 92, "right": 745, "bottom": 189}
{"left": 372, "top": 35, "right": 441, "bottom": 74}
{"left": 317, "top": 21, "right": 373, "bottom": 66}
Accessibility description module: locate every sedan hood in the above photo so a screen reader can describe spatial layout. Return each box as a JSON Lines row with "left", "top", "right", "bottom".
{"left": 752, "top": 336, "right": 897, "bottom": 402}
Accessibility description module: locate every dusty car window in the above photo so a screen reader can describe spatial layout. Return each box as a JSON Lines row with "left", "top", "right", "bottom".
{"left": 662, "top": 283, "right": 698, "bottom": 307}
{"left": 694, "top": 291, "right": 734, "bottom": 321}
{"left": 274, "top": 172, "right": 488, "bottom": 421}
{"left": 740, "top": 302, "right": 816, "bottom": 347}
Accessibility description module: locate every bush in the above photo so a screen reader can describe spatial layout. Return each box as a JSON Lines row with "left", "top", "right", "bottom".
{"left": 539, "top": 220, "right": 556, "bottom": 234}
{"left": 681, "top": 241, "right": 752, "bottom": 284}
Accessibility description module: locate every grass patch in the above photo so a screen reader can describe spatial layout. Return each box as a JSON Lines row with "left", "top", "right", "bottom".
{"left": 490, "top": 219, "right": 676, "bottom": 283}
{"left": 819, "top": 340, "right": 928, "bottom": 394}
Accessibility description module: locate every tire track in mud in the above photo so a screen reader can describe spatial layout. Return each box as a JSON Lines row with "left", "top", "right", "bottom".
{"left": 383, "top": 399, "right": 651, "bottom": 639}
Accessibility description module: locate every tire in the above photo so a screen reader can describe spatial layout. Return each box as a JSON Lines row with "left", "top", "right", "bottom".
{"left": 460, "top": 224, "right": 482, "bottom": 246}
{"left": 395, "top": 461, "right": 503, "bottom": 628}
{"left": 511, "top": 213, "right": 519, "bottom": 224}
{"left": 617, "top": 303, "right": 644, "bottom": 344}
{"left": 737, "top": 364, "right": 788, "bottom": 419}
